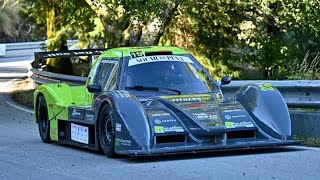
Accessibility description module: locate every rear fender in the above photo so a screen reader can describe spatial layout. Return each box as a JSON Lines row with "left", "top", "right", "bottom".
{"left": 235, "top": 83, "right": 292, "bottom": 140}
{"left": 34, "top": 83, "right": 91, "bottom": 141}
{"left": 34, "top": 83, "right": 72, "bottom": 122}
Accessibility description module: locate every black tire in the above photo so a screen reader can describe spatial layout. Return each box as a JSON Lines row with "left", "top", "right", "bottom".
{"left": 37, "top": 95, "right": 50, "bottom": 143}
{"left": 98, "top": 104, "right": 116, "bottom": 157}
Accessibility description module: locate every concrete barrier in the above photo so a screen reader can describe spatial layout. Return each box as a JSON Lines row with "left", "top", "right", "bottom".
{"left": 290, "top": 110, "right": 320, "bottom": 137}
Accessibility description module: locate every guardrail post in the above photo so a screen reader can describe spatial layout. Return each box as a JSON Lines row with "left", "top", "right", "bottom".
{"left": 0, "top": 44, "right": 6, "bottom": 56}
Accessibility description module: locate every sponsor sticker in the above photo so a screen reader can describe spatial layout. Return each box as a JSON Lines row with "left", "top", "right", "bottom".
{"left": 147, "top": 110, "right": 172, "bottom": 118}
{"left": 193, "top": 112, "right": 219, "bottom": 120}
{"left": 114, "top": 90, "right": 132, "bottom": 98}
{"left": 235, "top": 140, "right": 266, "bottom": 144}
{"left": 224, "top": 114, "right": 246, "bottom": 120}
{"left": 193, "top": 112, "right": 222, "bottom": 127}
{"left": 72, "top": 109, "right": 81, "bottom": 116}
{"left": 225, "top": 121, "right": 254, "bottom": 128}
{"left": 170, "top": 96, "right": 211, "bottom": 103}
{"left": 69, "top": 108, "right": 84, "bottom": 120}
{"left": 115, "top": 138, "right": 131, "bottom": 146}
{"left": 128, "top": 55, "right": 193, "bottom": 66}
{"left": 183, "top": 103, "right": 217, "bottom": 110}
{"left": 225, "top": 115, "right": 232, "bottom": 120}
{"left": 115, "top": 123, "right": 122, "bottom": 132}
{"left": 71, "top": 123, "right": 89, "bottom": 144}
{"left": 150, "top": 112, "right": 171, "bottom": 117}
{"left": 100, "top": 59, "right": 118, "bottom": 64}
{"left": 183, "top": 103, "right": 206, "bottom": 110}
{"left": 154, "top": 119, "right": 161, "bottom": 124}
{"left": 85, "top": 113, "right": 94, "bottom": 121}
{"left": 258, "top": 83, "right": 275, "bottom": 91}
{"left": 223, "top": 109, "right": 242, "bottom": 112}
{"left": 154, "top": 126, "right": 184, "bottom": 133}
{"left": 154, "top": 119, "right": 176, "bottom": 124}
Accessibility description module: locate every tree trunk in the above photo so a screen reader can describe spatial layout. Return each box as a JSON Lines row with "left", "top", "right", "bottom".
{"left": 85, "top": 0, "right": 180, "bottom": 47}
{"left": 85, "top": 0, "right": 129, "bottom": 48}
{"left": 46, "top": 0, "right": 55, "bottom": 51}
{"left": 45, "top": 0, "right": 73, "bottom": 75}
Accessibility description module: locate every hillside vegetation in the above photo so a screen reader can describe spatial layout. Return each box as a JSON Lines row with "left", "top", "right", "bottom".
{"left": 2, "top": 0, "right": 320, "bottom": 80}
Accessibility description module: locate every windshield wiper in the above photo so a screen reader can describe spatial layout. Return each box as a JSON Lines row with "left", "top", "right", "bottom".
{"left": 126, "top": 85, "right": 181, "bottom": 95}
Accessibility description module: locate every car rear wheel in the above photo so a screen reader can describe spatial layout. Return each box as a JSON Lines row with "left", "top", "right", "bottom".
{"left": 99, "top": 104, "right": 116, "bottom": 157}
{"left": 37, "top": 95, "right": 50, "bottom": 143}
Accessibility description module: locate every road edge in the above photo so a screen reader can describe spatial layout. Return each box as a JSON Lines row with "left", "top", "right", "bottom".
{"left": 0, "top": 76, "right": 34, "bottom": 114}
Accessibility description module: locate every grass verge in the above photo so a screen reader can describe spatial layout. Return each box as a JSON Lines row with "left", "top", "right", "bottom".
{"left": 10, "top": 78, "right": 34, "bottom": 109}
{"left": 293, "top": 135, "right": 320, "bottom": 147}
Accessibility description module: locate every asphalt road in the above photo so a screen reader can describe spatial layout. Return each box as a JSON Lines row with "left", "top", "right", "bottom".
{"left": 0, "top": 57, "right": 320, "bottom": 180}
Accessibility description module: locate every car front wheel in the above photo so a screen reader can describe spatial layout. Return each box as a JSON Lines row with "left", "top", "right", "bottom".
{"left": 98, "top": 104, "right": 116, "bottom": 157}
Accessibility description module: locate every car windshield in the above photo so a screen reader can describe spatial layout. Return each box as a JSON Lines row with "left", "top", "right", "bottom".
{"left": 124, "top": 54, "right": 219, "bottom": 95}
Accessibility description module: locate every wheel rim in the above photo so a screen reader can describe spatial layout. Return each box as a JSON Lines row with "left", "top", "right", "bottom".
{"left": 103, "top": 114, "right": 114, "bottom": 146}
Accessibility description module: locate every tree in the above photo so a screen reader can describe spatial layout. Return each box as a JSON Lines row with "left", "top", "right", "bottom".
{"left": 20, "top": 0, "right": 320, "bottom": 79}
{"left": 0, "top": 1, "right": 19, "bottom": 41}
{"left": 159, "top": 0, "right": 247, "bottom": 78}
{"left": 22, "top": 0, "right": 97, "bottom": 74}
{"left": 84, "top": 0, "right": 181, "bottom": 47}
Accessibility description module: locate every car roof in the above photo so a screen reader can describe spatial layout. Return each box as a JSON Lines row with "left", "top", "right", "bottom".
{"left": 99, "top": 46, "right": 189, "bottom": 59}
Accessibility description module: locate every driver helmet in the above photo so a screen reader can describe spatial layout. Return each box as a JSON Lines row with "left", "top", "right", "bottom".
{"left": 153, "top": 61, "right": 176, "bottom": 78}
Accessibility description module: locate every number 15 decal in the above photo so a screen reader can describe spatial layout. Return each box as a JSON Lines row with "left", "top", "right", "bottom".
{"left": 130, "top": 51, "right": 145, "bottom": 58}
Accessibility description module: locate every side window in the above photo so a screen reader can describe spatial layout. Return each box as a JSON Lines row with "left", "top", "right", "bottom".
{"left": 107, "top": 68, "right": 118, "bottom": 91}
{"left": 93, "top": 59, "right": 118, "bottom": 90}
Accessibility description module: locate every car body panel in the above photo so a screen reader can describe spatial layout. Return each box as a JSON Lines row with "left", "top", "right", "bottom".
{"left": 34, "top": 84, "right": 93, "bottom": 141}
{"left": 34, "top": 46, "right": 302, "bottom": 156}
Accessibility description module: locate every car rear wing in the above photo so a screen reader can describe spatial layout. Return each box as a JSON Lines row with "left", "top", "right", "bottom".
{"left": 33, "top": 49, "right": 109, "bottom": 69}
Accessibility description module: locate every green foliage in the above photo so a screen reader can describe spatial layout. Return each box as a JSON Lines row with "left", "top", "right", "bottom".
{"left": 293, "top": 134, "right": 320, "bottom": 147}
{"left": 19, "top": 0, "right": 320, "bottom": 79}
{"left": 287, "top": 51, "right": 320, "bottom": 80}
{"left": 160, "top": 0, "right": 245, "bottom": 79}
{"left": 229, "top": 0, "right": 320, "bottom": 79}
{"left": 0, "top": 1, "right": 20, "bottom": 38}
{"left": 21, "top": 0, "right": 98, "bottom": 50}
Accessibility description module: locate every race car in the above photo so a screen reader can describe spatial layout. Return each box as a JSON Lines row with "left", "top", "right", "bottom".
{"left": 34, "top": 46, "right": 301, "bottom": 157}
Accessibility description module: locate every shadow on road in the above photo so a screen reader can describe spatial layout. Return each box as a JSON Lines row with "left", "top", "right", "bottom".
{"left": 123, "top": 147, "right": 306, "bottom": 163}
{"left": 48, "top": 141, "right": 307, "bottom": 163}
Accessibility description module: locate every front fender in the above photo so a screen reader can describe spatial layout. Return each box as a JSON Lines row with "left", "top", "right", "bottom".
{"left": 235, "top": 83, "right": 292, "bottom": 140}
{"left": 95, "top": 91, "right": 151, "bottom": 154}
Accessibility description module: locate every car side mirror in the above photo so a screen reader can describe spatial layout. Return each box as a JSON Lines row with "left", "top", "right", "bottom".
{"left": 220, "top": 76, "right": 231, "bottom": 87}
{"left": 87, "top": 84, "right": 102, "bottom": 93}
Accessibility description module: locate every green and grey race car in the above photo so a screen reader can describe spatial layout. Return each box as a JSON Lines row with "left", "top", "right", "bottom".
{"left": 34, "top": 46, "right": 301, "bottom": 157}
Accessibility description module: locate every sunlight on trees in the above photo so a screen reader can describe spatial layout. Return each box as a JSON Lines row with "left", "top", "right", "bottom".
{"left": 5, "top": 0, "right": 320, "bottom": 79}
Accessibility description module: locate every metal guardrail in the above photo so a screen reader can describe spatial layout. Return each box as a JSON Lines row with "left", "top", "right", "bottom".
{"left": 290, "top": 110, "right": 320, "bottom": 137}
{"left": 0, "top": 44, "right": 5, "bottom": 56}
{"left": 222, "top": 80, "right": 320, "bottom": 108}
{"left": 28, "top": 64, "right": 320, "bottom": 108}
{"left": 29, "top": 66, "right": 87, "bottom": 85}
{"left": 0, "top": 40, "right": 78, "bottom": 57}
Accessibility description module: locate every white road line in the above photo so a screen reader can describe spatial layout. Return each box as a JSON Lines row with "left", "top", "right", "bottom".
{"left": 5, "top": 100, "right": 34, "bottom": 114}
{"left": 0, "top": 76, "right": 34, "bottom": 114}
{"left": 290, "top": 145, "right": 320, "bottom": 151}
